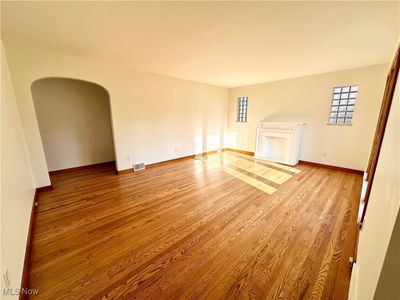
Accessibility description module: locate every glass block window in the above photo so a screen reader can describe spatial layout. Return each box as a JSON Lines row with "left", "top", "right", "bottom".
{"left": 237, "top": 96, "right": 248, "bottom": 122}
{"left": 328, "top": 85, "right": 358, "bottom": 125}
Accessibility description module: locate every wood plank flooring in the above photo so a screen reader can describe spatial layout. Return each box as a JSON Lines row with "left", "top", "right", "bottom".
{"left": 29, "top": 152, "right": 362, "bottom": 299}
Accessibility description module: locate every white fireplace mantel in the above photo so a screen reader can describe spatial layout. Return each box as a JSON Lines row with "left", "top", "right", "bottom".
{"left": 254, "top": 122, "right": 305, "bottom": 166}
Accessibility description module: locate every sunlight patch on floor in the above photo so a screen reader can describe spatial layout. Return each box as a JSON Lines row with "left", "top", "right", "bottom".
{"left": 220, "top": 154, "right": 292, "bottom": 185}
{"left": 220, "top": 164, "right": 277, "bottom": 194}
{"left": 203, "top": 152, "right": 301, "bottom": 195}
{"left": 254, "top": 158, "right": 301, "bottom": 174}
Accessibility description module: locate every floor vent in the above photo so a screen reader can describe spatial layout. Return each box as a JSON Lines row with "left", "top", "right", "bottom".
{"left": 133, "top": 162, "right": 145, "bottom": 171}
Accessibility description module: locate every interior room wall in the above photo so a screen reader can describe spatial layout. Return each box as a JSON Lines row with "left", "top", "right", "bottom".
{"left": 374, "top": 210, "right": 400, "bottom": 299}
{"left": 1, "top": 41, "right": 36, "bottom": 297}
{"left": 227, "top": 64, "right": 388, "bottom": 170}
{"left": 4, "top": 41, "right": 228, "bottom": 187}
{"left": 31, "top": 78, "right": 115, "bottom": 172}
{"left": 348, "top": 75, "right": 399, "bottom": 299}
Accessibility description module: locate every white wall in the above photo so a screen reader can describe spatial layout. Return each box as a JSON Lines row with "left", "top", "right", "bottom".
{"left": 374, "top": 209, "right": 400, "bottom": 299}
{"left": 227, "top": 64, "right": 388, "bottom": 170}
{"left": 31, "top": 78, "right": 115, "bottom": 172}
{"left": 4, "top": 41, "right": 228, "bottom": 187}
{"left": 348, "top": 75, "right": 399, "bottom": 300}
{"left": 1, "top": 42, "right": 36, "bottom": 297}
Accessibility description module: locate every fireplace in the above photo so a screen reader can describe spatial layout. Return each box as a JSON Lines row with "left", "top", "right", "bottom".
{"left": 254, "top": 122, "right": 305, "bottom": 165}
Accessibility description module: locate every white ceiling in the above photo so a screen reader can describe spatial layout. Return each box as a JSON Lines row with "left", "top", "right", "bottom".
{"left": 2, "top": 1, "right": 399, "bottom": 87}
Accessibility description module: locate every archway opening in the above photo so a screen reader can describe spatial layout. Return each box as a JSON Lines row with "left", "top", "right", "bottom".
{"left": 31, "top": 77, "right": 116, "bottom": 173}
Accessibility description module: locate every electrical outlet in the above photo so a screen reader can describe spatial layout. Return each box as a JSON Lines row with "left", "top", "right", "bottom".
{"left": 322, "top": 152, "right": 327, "bottom": 157}
{"left": 174, "top": 147, "right": 178, "bottom": 153}
{"left": 3, "top": 268, "right": 10, "bottom": 288}
{"left": 126, "top": 156, "right": 131, "bottom": 162}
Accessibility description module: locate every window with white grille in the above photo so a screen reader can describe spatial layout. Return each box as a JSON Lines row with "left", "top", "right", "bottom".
{"left": 328, "top": 85, "right": 358, "bottom": 125}
{"left": 237, "top": 96, "right": 248, "bottom": 122}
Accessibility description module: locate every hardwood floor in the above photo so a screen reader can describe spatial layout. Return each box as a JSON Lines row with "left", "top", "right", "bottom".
{"left": 29, "top": 152, "right": 362, "bottom": 299}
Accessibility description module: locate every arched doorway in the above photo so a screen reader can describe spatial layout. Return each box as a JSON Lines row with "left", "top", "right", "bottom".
{"left": 31, "top": 77, "right": 116, "bottom": 173}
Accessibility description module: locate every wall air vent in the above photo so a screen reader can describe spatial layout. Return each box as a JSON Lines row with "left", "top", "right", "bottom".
{"left": 133, "top": 162, "right": 145, "bottom": 171}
